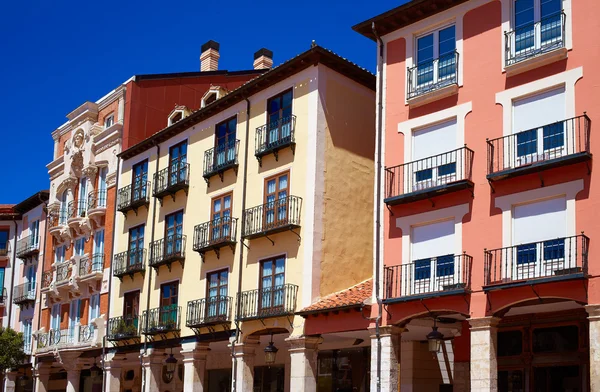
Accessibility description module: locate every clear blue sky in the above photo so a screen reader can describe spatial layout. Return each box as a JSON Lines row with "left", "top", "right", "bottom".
{"left": 0, "top": 0, "right": 405, "bottom": 203}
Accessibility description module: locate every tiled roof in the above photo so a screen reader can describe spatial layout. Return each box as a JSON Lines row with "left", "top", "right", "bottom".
{"left": 299, "top": 279, "right": 372, "bottom": 314}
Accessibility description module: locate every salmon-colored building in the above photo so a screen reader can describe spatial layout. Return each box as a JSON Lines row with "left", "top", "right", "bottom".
{"left": 354, "top": 0, "right": 599, "bottom": 390}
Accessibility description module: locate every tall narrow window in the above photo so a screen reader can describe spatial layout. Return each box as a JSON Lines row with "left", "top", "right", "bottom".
{"left": 267, "top": 90, "right": 293, "bottom": 146}
{"left": 128, "top": 225, "right": 145, "bottom": 267}
{"left": 22, "top": 319, "right": 32, "bottom": 354}
{"left": 206, "top": 269, "right": 228, "bottom": 320}
{"left": 98, "top": 167, "right": 108, "bottom": 207}
{"left": 78, "top": 178, "right": 88, "bottom": 215}
{"left": 29, "top": 220, "right": 39, "bottom": 248}
{"left": 26, "top": 266, "right": 36, "bottom": 294}
{"left": 169, "top": 141, "right": 188, "bottom": 186}
{"left": 215, "top": 117, "right": 237, "bottom": 168}
{"left": 412, "top": 120, "right": 458, "bottom": 192}
{"left": 513, "top": 0, "right": 562, "bottom": 55}
{"left": 164, "top": 211, "right": 184, "bottom": 258}
{"left": 104, "top": 113, "right": 114, "bottom": 129}
{"left": 69, "top": 299, "right": 81, "bottom": 340}
{"left": 264, "top": 172, "right": 289, "bottom": 228}
{"left": 132, "top": 160, "right": 148, "bottom": 202}
{"left": 0, "top": 230, "right": 8, "bottom": 255}
{"left": 0, "top": 267, "right": 4, "bottom": 293}
{"left": 124, "top": 290, "right": 140, "bottom": 328}
{"left": 89, "top": 294, "right": 100, "bottom": 323}
{"left": 55, "top": 245, "right": 66, "bottom": 264}
{"left": 415, "top": 25, "right": 456, "bottom": 89}
{"left": 93, "top": 229, "right": 104, "bottom": 271}
{"left": 51, "top": 304, "right": 61, "bottom": 331}
{"left": 211, "top": 193, "right": 232, "bottom": 242}
{"left": 59, "top": 190, "right": 68, "bottom": 225}
{"left": 260, "top": 256, "right": 285, "bottom": 311}
{"left": 74, "top": 237, "right": 85, "bottom": 256}
{"left": 160, "top": 281, "right": 178, "bottom": 326}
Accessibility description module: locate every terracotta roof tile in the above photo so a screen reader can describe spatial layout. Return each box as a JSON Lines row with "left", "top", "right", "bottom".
{"left": 299, "top": 279, "right": 372, "bottom": 314}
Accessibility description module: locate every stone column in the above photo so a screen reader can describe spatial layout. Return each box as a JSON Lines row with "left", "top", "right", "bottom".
{"left": 35, "top": 363, "right": 52, "bottom": 392}
{"left": 5, "top": 371, "right": 17, "bottom": 392}
{"left": 65, "top": 367, "right": 81, "bottom": 392}
{"left": 369, "top": 326, "right": 403, "bottom": 392}
{"left": 231, "top": 338, "right": 259, "bottom": 392}
{"left": 104, "top": 353, "right": 124, "bottom": 392}
{"left": 586, "top": 305, "right": 600, "bottom": 391}
{"left": 142, "top": 349, "right": 164, "bottom": 392}
{"left": 469, "top": 317, "right": 500, "bottom": 392}
{"left": 181, "top": 342, "right": 210, "bottom": 392}
{"left": 286, "top": 335, "right": 320, "bottom": 392}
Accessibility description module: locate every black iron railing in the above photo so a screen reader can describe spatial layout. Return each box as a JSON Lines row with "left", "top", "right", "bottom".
{"left": 68, "top": 199, "right": 87, "bottom": 219}
{"left": 56, "top": 262, "right": 71, "bottom": 283}
{"left": 484, "top": 234, "right": 589, "bottom": 286}
{"left": 141, "top": 305, "right": 181, "bottom": 335}
{"left": 117, "top": 182, "right": 150, "bottom": 212}
{"left": 113, "top": 249, "right": 146, "bottom": 278}
{"left": 79, "top": 254, "right": 104, "bottom": 277}
{"left": 107, "top": 316, "right": 139, "bottom": 341}
{"left": 203, "top": 140, "right": 239, "bottom": 178}
{"left": 0, "top": 288, "right": 6, "bottom": 305}
{"left": 149, "top": 235, "right": 186, "bottom": 267}
{"left": 41, "top": 271, "right": 53, "bottom": 289}
{"left": 16, "top": 235, "right": 39, "bottom": 258}
{"left": 153, "top": 159, "right": 190, "bottom": 197}
{"left": 49, "top": 208, "right": 68, "bottom": 227}
{"left": 88, "top": 189, "right": 107, "bottom": 210}
{"left": 505, "top": 11, "right": 566, "bottom": 67}
{"left": 79, "top": 324, "right": 95, "bottom": 343}
{"left": 487, "top": 115, "right": 591, "bottom": 177}
{"left": 12, "top": 282, "right": 35, "bottom": 304}
{"left": 385, "top": 147, "right": 474, "bottom": 201}
{"left": 255, "top": 115, "right": 296, "bottom": 157}
{"left": 407, "top": 51, "right": 459, "bottom": 100}
{"left": 384, "top": 254, "right": 472, "bottom": 300}
{"left": 193, "top": 217, "right": 237, "bottom": 251}
{"left": 236, "top": 284, "right": 298, "bottom": 321}
{"left": 187, "top": 296, "right": 232, "bottom": 327}
{"left": 242, "top": 196, "right": 302, "bottom": 238}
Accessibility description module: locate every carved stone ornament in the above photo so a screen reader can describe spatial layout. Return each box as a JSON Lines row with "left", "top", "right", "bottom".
{"left": 73, "top": 129, "right": 85, "bottom": 150}
{"left": 71, "top": 151, "right": 84, "bottom": 177}
{"left": 60, "top": 176, "right": 78, "bottom": 193}
{"left": 82, "top": 165, "right": 98, "bottom": 180}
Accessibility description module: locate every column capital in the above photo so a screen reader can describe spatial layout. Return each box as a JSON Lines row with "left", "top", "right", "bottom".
{"left": 141, "top": 348, "right": 165, "bottom": 366}
{"left": 468, "top": 316, "right": 501, "bottom": 330}
{"left": 60, "top": 352, "right": 83, "bottom": 372}
{"left": 585, "top": 304, "right": 600, "bottom": 320}
{"left": 368, "top": 325, "right": 405, "bottom": 338}
{"left": 231, "top": 338, "right": 260, "bottom": 358}
{"left": 285, "top": 335, "right": 321, "bottom": 351}
{"left": 34, "top": 362, "right": 53, "bottom": 377}
{"left": 104, "top": 353, "right": 127, "bottom": 370}
{"left": 181, "top": 342, "right": 210, "bottom": 362}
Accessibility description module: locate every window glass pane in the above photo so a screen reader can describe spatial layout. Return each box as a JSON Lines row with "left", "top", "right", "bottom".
{"left": 262, "top": 261, "right": 272, "bottom": 277}
{"left": 543, "top": 238, "right": 565, "bottom": 260}
{"left": 541, "top": 0, "right": 561, "bottom": 18}
{"left": 436, "top": 254, "right": 455, "bottom": 277}
{"left": 515, "top": 0, "right": 534, "bottom": 28}
{"left": 532, "top": 325, "right": 578, "bottom": 353}
{"left": 267, "top": 179, "right": 276, "bottom": 195}
{"left": 516, "top": 129, "right": 538, "bottom": 157}
{"left": 417, "top": 34, "right": 434, "bottom": 64}
{"left": 278, "top": 175, "right": 288, "bottom": 191}
{"left": 542, "top": 122, "right": 564, "bottom": 150}
{"left": 414, "top": 259, "right": 431, "bottom": 280}
{"left": 438, "top": 26, "right": 456, "bottom": 56}
{"left": 517, "top": 243, "right": 537, "bottom": 264}
{"left": 498, "top": 330, "right": 523, "bottom": 356}
{"left": 415, "top": 169, "right": 433, "bottom": 182}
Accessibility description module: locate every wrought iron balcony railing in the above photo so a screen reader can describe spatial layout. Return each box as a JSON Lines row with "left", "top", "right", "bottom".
{"left": 187, "top": 296, "right": 232, "bottom": 328}
{"left": 149, "top": 235, "right": 186, "bottom": 270}
{"left": 407, "top": 51, "right": 459, "bottom": 100}
{"left": 236, "top": 284, "right": 298, "bottom": 321}
{"left": 153, "top": 160, "right": 190, "bottom": 199}
{"left": 12, "top": 282, "right": 35, "bottom": 304}
{"left": 203, "top": 140, "right": 239, "bottom": 182}
{"left": 49, "top": 208, "right": 68, "bottom": 227}
{"left": 484, "top": 234, "right": 589, "bottom": 287}
{"left": 107, "top": 316, "right": 139, "bottom": 341}
{"left": 117, "top": 182, "right": 150, "bottom": 214}
{"left": 505, "top": 11, "right": 566, "bottom": 67}
{"left": 55, "top": 262, "right": 71, "bottom": 284}
{"left": 16, "top": 235, "right": 40, "bottom": 258}
{"left": 242, "top": 196, "right": 302, "bottom": 239}
{"left": 79, "top": 254, "right": 104, "bottom": 277}
{"left": 193, "top": 217, "right": 237, "bottom": 257}
{"left": 88, "top": 189, "right": 107, "bottom": 210}
{"left": 113, "top": 249, "right": 146, "bottom": 280}
{"left": 37, "top": 328, "right": 75, "bottom": 350}
{"left": 140, "top": 305, "right": 181, "bottom": 335}
{"left": 41, "top": 271, "right": 53, "bottom": 290}
{"left": 384, "top": 147, "right": 474, "bottom": 205}
{"left": 0, "top": 288, "right": 6, "bottom": 305}
{"left": 384, "top": 254, "right": 472, "bottom": 301}
{"left": 487, "top": 115, "right": 591, "bottom": 180}
{"left": 68, "top": 199, "right": 87, "bottom": 219}
{"left": 255, "top": 115, "right": 296, "bottom": 164}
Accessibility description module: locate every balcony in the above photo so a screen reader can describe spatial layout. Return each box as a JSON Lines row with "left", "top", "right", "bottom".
{"left": 242, "top": 196, "right": 302, "bottom": 240}
{"left": 113, "top": 249, "right": 146, "bottom": 281}
{"left": 487, "top": 115, "right": 591, "bottom": 182}
{"left": 484, "top": 234, "right": 588, "bottom": 289}
{"left": 55, "top": 262, "right": 72, "bottom": 286}
{"left": 67, "top": 199, "right": 90, "bottom": 236}
{"left": 48, "top": 208, "right": 69, "bottom": 243}
{"left": 107, "top": 316, "right": 139, "bottom": 341}
{"left": 16, "top": 235, "right": 40, "bottom": 259}
{"left": 203, "top": 141, "right": 239, "bottom": 185}
{"left": 140, "top": 305, "right": 181, "bottom": 335}
{"left": 41, "top": 271, "right": 52, "bottom": 293}
{"left": 384, "top": 254, "right": 472, "bottom": 302}
{"left": 117, "top": 182, "right": 150, "bottom": 215}
{"left": 384, "top": 147, "right": 474, "bottom": 206}
{"left": 78, "top": 254, "right": 104, "bottom": 282}
{"left": 153, "top": 160, "right": 190, "bottom": 202}
{"left": 505, "top": 11, "right": 566, "bottom": 76}
{"left": 87, "top": 190, "right": 107, "bottom": 226}
{"left": 12, "top": 282, "right": 35, "bottom": 306}
{"left": 236, "top": 284, "right": 298, "bottom": 321}
{"left": 149, "top": 235, "right": 186, "bottom": 272}
{"left": 186, "top": 296, "right": 232, "bottom": 330}
{"left": 407, "top": 51, "right": 459, "bottom": 106}
{"left": 0, "top": 288, "right": 6, "bottom": 306}
{"left": 36, "top": 325, "right": 97, "bottom": 352}
{"left": 255, "top": 115, "right": 296, "bottom": 166}
{"left": 193, "top": 217, "right": 237, "bottom": 259}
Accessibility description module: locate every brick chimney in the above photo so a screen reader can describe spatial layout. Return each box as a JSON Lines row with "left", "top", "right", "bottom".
{"left": 200, "top": 40, "right": 220, "bottom": 72}
{"left": 253, "top": 48, "right": 273, "bottom": 70}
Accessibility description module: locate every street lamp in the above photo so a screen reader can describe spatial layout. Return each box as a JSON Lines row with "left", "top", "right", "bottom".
{"left": 264, "top": 334, "right": 279, "bottom": 365}
{"left": 426, "top": 318, "right": 444, "bottom": 353}
{"left": 165, "top": 352, "right": 178, "bottom": 381}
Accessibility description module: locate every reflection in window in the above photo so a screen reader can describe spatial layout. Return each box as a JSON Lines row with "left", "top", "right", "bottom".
{"left": 532, "top": 325, "right": 579, "bottom": 353}
{"left": 498, "top": 330, "right": 523, "bottom": 357}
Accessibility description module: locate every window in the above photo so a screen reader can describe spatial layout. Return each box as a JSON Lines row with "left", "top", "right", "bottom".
{"left": 260, "top": 256, "right": 285, "bottom": 311}
{"left": 215, "top": 117, "right": 237, "bottom": 167}
{"left": 128, "top": 225, "right": 145, "bottom": 267}
{"left": 169, "top": 141, "right": 187, "bottom": 186}
{"left": 89, "top": 294, "right": 100, "bottom": 322}
{"left": 160, "top": 281, "right": 178, "bottom": 325}
{"left": 532, "top": 325, "right": 578, "bottom": 353}
{"left": 98, "top": 167, "right": 108, "bottom": 207}
{"left": 0, "top": 230, "right": 8, "bottom": 255}
{"left": 512, "top": 87, "right": 566, "bottom": 164}
{"left": 78, "top": 178, "right": 88, "bottom": 216}
{"left": 168, "top": 111, "right": 183, "bottom": 126}
{"left": 498, "top": 330, "right": 523, "bottom": 357}
{"left": 164, "top": 211, "right": 184, "bottom": 258}
{"left": 55, "top": 245, "right": 66, "bottom": 264}
{"left": 264, "top": 171, "right": 289, "bottom": 227}
{"left": 124, "top": 290, "right": 140, "bottom": 326}
{"left": 513, "top": 0, "right": 563, "bottom": 55}
{"left": 206, "top": 269, "right": 228, "bottom": 319}
{"left": 211, "top": 193, "right": 232, "bottom": 242}
{"left": 0, "top": 267, "right": 4, "bottom": 292}
{"left": 51, "top": 304, "right": 61, "bottom": 331}
{"left": 132, "top": 160, "right": 149, "bottom": 201}
{"left": 29, "top": 220, "right": 40, "bottom": 248}
{"left": 93, "top": 230, "right": 104, "bottom": 269}
{"left": 22, "top": 319, "right": 32, "bottom": 354}
{"left": 412, "top": 119, "right": 458, "bottom": 191}
{"left": 414, "top": 25, "right": 456, "bottom": 89}
{"left": 266, "top": 89, "right": 293, "bottom": 145}
{"left": 74, "top": 237, "right": 85, "bottom": 256}
{"left": 26, "top": 266, "right": 36, "bottom": 293}
{"left": 59, "top": 190, "right": 68, "bottom": 225}
{"left": 104, "top": 114, "right": 114, "bottom": 129}
{"left": 69, "top": 299, "right": 82, "bottom": 337}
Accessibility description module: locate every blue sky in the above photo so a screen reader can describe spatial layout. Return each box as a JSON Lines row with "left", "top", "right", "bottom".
{"left": 0, "top": 0, "right": 404, "bottom": 203}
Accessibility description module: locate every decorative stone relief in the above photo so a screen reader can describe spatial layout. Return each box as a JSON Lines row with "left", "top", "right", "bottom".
{"left": 82, "top": 165, "right": 98, "bottom": 181}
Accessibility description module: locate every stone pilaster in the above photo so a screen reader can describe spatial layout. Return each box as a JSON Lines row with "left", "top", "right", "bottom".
{"left": 286, "top": 335, "right": 320, "bottom": 392}
{"left": 469, "top": 317, "right": 500, "bottom": 392}
{"left": 231, "top": 338, "right": 259, "bottom": 392}
{"left": 586, "top": 305, "right": 600, "bottom": 391}
{"left": 65, "top": 367, "right": 81, "bottom": 392}
{"left": 142, "top": 349, "right": 164, "bottom": 392}
{"left": 5, "top": 371, "right": 17, "bottom": 392}
{"left": 181, "top": 342, "right": 210, "bottom": 392}
{"left": 369, "top": 326, "right": 404, "bottom": 392}
{"left": 454, "top": 361, "right": 471, "bottom": 392}
{"left": 104, "top": 353, "right": 125, "bottom": 392}
{"left": 34, "top": 363, "right": 52, "bottom": 392}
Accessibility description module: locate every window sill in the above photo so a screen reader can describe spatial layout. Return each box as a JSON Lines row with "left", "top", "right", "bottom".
{"left": 407, "top": 83, "right": 459, "bottom": 108}
{"left": 505, "top": 47, "right": 568, "bottom": 77}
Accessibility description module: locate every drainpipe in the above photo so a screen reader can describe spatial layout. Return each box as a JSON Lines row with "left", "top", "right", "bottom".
{"left": 7, "top": 219, "right": 19, "bottom": 329}
{"left": 231, "top": 97, "right": 252, "bottom": 392}
{"left": 141, "top": 142, "right": 160, "bottom": 392}
{"left": 102, "top": 157, "right": 121, "bottom": 392}
{"left": 372, "top": 22, "right": 385, "bottom": 392}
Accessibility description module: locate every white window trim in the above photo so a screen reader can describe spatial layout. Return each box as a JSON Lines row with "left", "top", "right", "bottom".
{"left": 168, "top": 110, "right": 185, "bottom": 126}
{"left": 398, "top": 101, "right": 472, "bottom": 163}
{"left": 495, "top": 179, "right": 583, "bottom": 248}
{"left": 104, "top": 113, "right": 115, "bottom": 129}
{"left": 500, "top": 0, "right": 573, "bottom": 71}
{"left": 396, "top": 203, "right": 470, "bottom": 265}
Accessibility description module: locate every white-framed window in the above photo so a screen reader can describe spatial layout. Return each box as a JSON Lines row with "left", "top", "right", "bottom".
{"left": 104, "top": 113, "right": 114, "bottom": 129}
{"left": 55, "top": 245, "right": 66, "bottom": 264}
{"left": 168, "top": 110, "right": 184, "bottom": 126}
{"left": 69, "top": 299, "right": 81, "bottom": 331}
{"left": 29, "top": 220, "right": 40, "bottom": 248}
{"left": 78, "top": 177, "right": 88, "bottom": 215}
{"left": 89, "top": 294, "right": 100, "bottom": 323}
{"left": 98, "top": 167, "right": 108, "bottom": 207}
{"left": 26, "top": 265, "right": 36, "bottom": 293}
{"left": 512, "top": 0, "right": 563, "bottom": 54}
{"left": 59, "top": 190, "right": 68, "bottom": 225}
{"left": 94, "top": 230, "right": 104, "bottom": 256}
{"left": 22, "top": 319, "right": 32, "bottom": 354}
{"left": 51, "top": 304, "right": 61, "bottom": 331}
{"left": 411, "top": 24, "right": 457, "bottom": 93}
{"left": 74, "top": 237, "right": 85, "bottom": 256}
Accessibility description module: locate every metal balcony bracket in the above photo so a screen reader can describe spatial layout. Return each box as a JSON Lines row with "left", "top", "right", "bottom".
{"left": 462, "top": 291, "right": 470, "bottom": 307}
{"left": 264, "top": 235, "right": 275, "bottom": 246}
{"left": 529, "top": 284, "right": 543, "bottom": 303}
{"left": 257, "top": 156, "right": 263, "bottom": 167}
{"left": 205, "top": 176, "right": 211, "bottom": 187}
{"left": 177, "top": 259, "right": 185, "bottom": 269}
{"left": 241, "top": 240, "right": 250, "bottom": 250}
{"left": 158, "top": 197, "right": 164, "bottom": 207}
{"left": 469, "top": 188, "right": 475, "bottom": 199}
{"left": 200, "top": 251, "right": 206, "bottom": 263}
{"left": 286, "top": 315, "right": 294, "bottom": 329}
{"left": 273, "top": 150, "right": 280, "bottom": 162}
{"left": 170, "top": 192, "right": 177, "bottom": 203}
{"left": 582, "top": 280, "right": 588, "bottom": 301}
{"left": 214, "top": 248, "right": 221, "bottom": 260}
{"left": 586, "top": 161, "right": 591, "bottom": 175}
{"left": 289, "top": 228, "right": 301, "bottom": 244}
{"left": 428, "top": 198, "right": 435, "bottom": 208}
{"left": 538, "top": 171, "right": 545, "bottom": 188}
{"left": 487, "top": 179, "right": 496, "bottom": 194}
{"left": 486, "top": 293, "right": 493, "bottom": 313}
{"left": 191, "top": 327, "right": 201, "bottom": 336}
{"left": 386, "top": 204, "right": 394, "bottom": 216}
{"left": 218, "top": 171, "right": 225, "bottom": 183}
{"left": 291, "top": 144, "right": 296, "bottom": 156}
{"left": 259, "top": 318, "right": 267, "bottom": 327}
{"left": 419, "top": 299, "right": 433, "bottom": 317}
